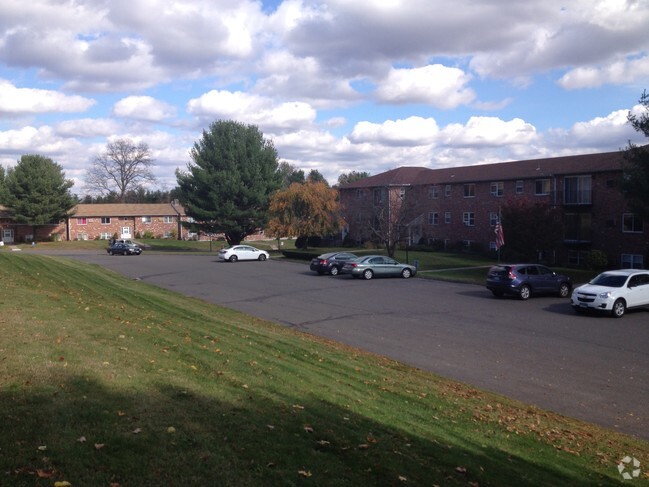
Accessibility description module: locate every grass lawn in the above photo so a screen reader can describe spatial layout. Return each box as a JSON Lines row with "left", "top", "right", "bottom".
{"left": 1, "top": 251, "right": 647, "bottom": 486}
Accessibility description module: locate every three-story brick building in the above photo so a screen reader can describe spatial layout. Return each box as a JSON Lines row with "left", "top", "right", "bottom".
{"left": 339, "top": 150, "right": 647, "bottom": 268}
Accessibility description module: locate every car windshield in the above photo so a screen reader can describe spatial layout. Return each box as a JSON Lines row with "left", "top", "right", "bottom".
{"left": 589, "top": 274, "right": 628, "bottom": 288}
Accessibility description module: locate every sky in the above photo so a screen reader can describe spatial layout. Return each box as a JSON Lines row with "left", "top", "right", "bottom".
{"left": 1, "top": 0, "right": 648, "bottom": 195}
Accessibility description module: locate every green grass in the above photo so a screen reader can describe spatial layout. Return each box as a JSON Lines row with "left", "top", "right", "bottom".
{"left": 1, "top": 252, "right": 646, "bottom": 486}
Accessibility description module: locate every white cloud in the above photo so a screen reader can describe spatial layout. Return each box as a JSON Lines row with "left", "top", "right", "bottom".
{"left": 55, "top": 118, "right": 121, "bottom": 138}
{"left": 374, "top": 65, "right": 475, "bottom": 108}
{"left": 187, "top": 89, "right": 317, "bottom": 133}
{"left": 558, "top": 55, "right": 649, "bottom": 89}
{"left": 0, "top": 79, "right": 95, "bottom": 116}
{"left": 113, "top": 96, "right": 177, "bottom": 122}
{"left": 349, "top": 117, "right": 439, "bottom": 146}
{"left": 439, "top": 117, "right": 538, "bottom": 148}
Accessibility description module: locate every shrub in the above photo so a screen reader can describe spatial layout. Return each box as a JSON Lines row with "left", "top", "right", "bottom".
{"left": 585, "top": 250, "right": 608, "bottom": 270}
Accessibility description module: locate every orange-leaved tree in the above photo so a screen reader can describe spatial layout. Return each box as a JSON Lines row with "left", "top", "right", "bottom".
{"left": 267, "top": 181, "right": 343, "bottom": 248}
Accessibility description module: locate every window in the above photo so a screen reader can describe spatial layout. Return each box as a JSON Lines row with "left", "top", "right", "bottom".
{"left": 428, "top": 212, "right": 439, "bottom": 225}
{"left": 515, "top": 180, "right": 524, "bottom": 194}
{"left": 490, "top": 181, "right": 504, "bottom": 197}
{"left": 463, "top": 183, "right": 475, "bottom": 198}
{"left": 373, "top": 188, "right": 385, "bottom": 205}
{"left": 163, "top": 231, "right": 173, "bottom": 238}
{"left": 445, "top": 212, "right": 451, "bottom": 224}
{"left": 163, "top": 216, "right": 173, "bottom": 223}
{"left": 564, "top": 213, "right": 592, "bottom": 242}
{"left": 564, "top": 175, "right": 592, "bottom": 205}
{"left": 429, "top": 185, "right": 439, "bottom": 199}
{"left": 77, "top": 217, "right": 87, "bottom": 225}
{"left": 101, "top": 217, "right": 111, "bottom": 224}
{"left": 445, "top": 184, "right": 452, "bottom": 197}
{"left": 399, "top": 187, "right": 406, "bottom": 199}
{"left": 489, "top": 212, "right": 498, "bottom": 227}
{"left": 355, "top": 189, "right": 364, "bottom": 199}
{"left": 623, "top": 214, "right": 644, "bottom": 233}
{"left": 489, "top": 241, "right": 498, "bottom": 251}
{"left": 463, "top": 212, "right": 475, "bottom": 226}
{"left": 462, "top": 240, "right": 473, "bottom": 250}
{"left": 77, "top": 232, "right": 88, "bottom": 240}
{"left": 142, "top": 216, "right": 152, "bottom": 224}
{"left": 621, "top": 254, "right": 644, "bottom": 269}
{"left": 535, "top": 179, "right": 551, "bottom": 195}
{"left": 100, "top": 232, "right": 112, "bottom": 240}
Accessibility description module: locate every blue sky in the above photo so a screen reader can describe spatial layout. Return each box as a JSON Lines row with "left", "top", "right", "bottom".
{"left": 1, "top": 0, "right": 648, "bottom": 194}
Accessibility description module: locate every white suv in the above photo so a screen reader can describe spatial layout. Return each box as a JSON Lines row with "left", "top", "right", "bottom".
{"left": 571, "top": 269, "right": 649, "bottom": 318}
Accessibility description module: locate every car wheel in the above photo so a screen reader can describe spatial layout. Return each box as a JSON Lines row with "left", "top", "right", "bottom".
{"left": 519, "top": 284, "right": 531, "bottom": 300}
{"left": 229, "top": 255, "right": 238, "bottom": 262}
{"left": 258, "top": 254, "right": 267, "bottom": 261}
{"left": 329, "top": 266, "right": 340, "bottom": 276}
{"left": 108, "top": 250, "right": 113, "bottom": 255}
{"left": 491, "top": 290, "right": 504, "bottom": 298}
{"left": 362, "top": 269, "right": 373, "bottom": 280}
{"left": 611, "top": 299, "right": 626, "bottom": 318}
{"left": 558, "top": 282, "right": 570, "bottom": 298}
{"left": 401, "top": 268, "right": 412, "bottom": 279}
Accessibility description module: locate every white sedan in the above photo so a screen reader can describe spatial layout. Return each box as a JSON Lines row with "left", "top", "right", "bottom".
{"left": 218, "top": 245, "right": 269, "bottom": 262}
{"left": 571, "top": 269, "right": 649, "bottom": 318}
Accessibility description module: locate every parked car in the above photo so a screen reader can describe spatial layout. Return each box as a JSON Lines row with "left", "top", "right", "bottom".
{"left": 571, "top": 269, "right": 649, "bottom": 318}
{"left": 218, "top": 245, "right": 269, "bottom": 262}
{"left": 341, "top": 255, "right": 416, "bottom": 280}
{"left": 310, "top": 252, "right": 358, "bottom": 276}
{"left": 485, "top": 264, "right": 571, "bottom": 300}
{"left": 107, "top": 241, "right": 142, "bottom": 256}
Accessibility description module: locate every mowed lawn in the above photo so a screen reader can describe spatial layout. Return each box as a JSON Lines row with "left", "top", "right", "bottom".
{"left": 0, "top": 251, "right": 647, "bottom": 486}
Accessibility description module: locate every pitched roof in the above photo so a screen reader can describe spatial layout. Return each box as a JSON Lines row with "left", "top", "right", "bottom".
{"left": 340, "top": 150, "right": 625, "bottom": 189}
{"left": 72, "top": 203, "right": 186, "bottom": 217}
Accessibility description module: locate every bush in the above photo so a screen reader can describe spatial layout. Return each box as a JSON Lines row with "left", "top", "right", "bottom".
{"left": 585, "top": 250, "right": 608, "bottom": 270}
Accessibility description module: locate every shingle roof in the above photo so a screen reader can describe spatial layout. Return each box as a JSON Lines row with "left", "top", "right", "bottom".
{"left": 340, "top": 150, "right": 625, "bottom": 188}
{"left": 73, "top": 203, "right": 186, "bottom": 217}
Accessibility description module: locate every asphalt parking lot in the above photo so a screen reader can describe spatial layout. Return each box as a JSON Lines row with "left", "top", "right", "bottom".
{"left": 53, "top": 250, "right": 649, "bottom": 441}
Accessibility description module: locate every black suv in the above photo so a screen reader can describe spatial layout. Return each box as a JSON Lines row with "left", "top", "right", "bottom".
{"left": 486, "top": 264, "right": 571, "bottom": 300}
{"left": 310, "top": 252, "right": 358, "bottom": 276}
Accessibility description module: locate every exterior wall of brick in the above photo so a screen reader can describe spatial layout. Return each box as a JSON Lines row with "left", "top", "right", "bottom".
{"left": 339, "top": 153, "right": 648, "bottom": 268}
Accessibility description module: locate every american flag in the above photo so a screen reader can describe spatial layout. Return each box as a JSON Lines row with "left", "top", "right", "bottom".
{"left": 494, "top": 221, "right": 505, "bottom": 250}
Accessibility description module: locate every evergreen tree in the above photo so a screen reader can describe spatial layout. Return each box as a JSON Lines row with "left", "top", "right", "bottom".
{"left": 4, "top": 155, "right": 77, "bottom": 241}
{"left": 175, "top": 120, "right": 282, "bottom": 245}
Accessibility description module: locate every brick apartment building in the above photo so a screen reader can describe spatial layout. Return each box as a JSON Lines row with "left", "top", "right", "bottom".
{"left": 0, "top": 202, "right": 189, "bottom": 243}
{"left": 339, "top": 150, "right": 647, "bottom": 268}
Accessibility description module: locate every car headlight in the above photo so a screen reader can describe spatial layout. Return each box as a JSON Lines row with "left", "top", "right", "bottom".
{"left": 598, "top": 291, "right": 612, "bottom": 299}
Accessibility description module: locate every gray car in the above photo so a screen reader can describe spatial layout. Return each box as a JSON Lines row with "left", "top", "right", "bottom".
{"left": 486, "top": 263, "right": 571, "bottom": 300}
{"left": 341, "top": 255, "right": 417, "bottom": 280}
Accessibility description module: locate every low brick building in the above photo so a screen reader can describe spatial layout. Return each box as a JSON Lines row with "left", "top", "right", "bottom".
{"left": 339, "top": 150, "right": 647, "bottom": 268}
{"left": 0, "top": 202, "right": 189, "bottom": 243}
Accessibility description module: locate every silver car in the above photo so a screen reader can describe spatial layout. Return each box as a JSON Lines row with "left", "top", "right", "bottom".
{"left": 571, "top": 269, "right": 649, "bottom": 318}
{"left": 341, "top": 255, "right": 417, "bottom": 280}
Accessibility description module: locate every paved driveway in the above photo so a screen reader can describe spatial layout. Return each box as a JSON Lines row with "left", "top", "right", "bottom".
{"left": 51, "top": 251, "right": 649, "bottom": 440}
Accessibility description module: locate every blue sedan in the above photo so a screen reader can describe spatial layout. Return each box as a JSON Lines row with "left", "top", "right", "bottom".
{"left": 341, "top": 255, "right": 417, "bottom": 280}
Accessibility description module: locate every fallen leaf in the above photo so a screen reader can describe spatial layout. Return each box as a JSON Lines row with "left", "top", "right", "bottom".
{"left": 94, "top": 443, "right": 105, "bottom": 450}
{"left": 304, "top": 425, "right": 314, "bottom": 433}
{"left": 132, "top": 428, "right": 142, "bottom": 434}
{"left": 54, "top": 482, "right": 72, "bottom": 487}
{"left": 298, "top": 470, "right": 312, "bottom": 477}
{"left": 37, "top": 445, "right": 47, "bottom": 451}
{"left": 167, "top": 426, "right": 176, "bottom": 433}
{"left": 77, "top": 436, "right": 87, "bottom": 443}
{"left": 36, "top": 469, "right": 55, "bottom": 478}
{"left": 398, "top": 475, "right": 407, "bottom": 482}
{"left": 455, "top": 466, "right": 467, "bottom": 474}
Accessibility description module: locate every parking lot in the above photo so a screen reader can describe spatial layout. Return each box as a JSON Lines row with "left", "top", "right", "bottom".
{"left": 59, "top": 250, "right": 649, "bottom": 440}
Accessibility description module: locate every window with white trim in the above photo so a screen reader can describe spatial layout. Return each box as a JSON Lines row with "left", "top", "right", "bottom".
{"left": 489, "top": 212, "right": 498, "bottom": 227}
{"left": 515, "top": 180, "right": 524, "bottom": 194}
{"left": 428, "top": 212, "right": 439, "bottom": 225}
{"left": 621, "top": 254, "right": 644, "bottom": 269}
{"left": 429, "top": 185, "right": 438, "bottom": 199}
{"left": 490, "top": 181, "right": 504, "bottom": 197}
{"left": 535, "top": 179, "right": 551, "bottom": 195}
{"left": 444, "top": 211, "right": 451, "bottom": 224}
{"left": 101, "top": 217, "right": 111, "bottom": 224}
{"left": 463, "top": 183, "right": 475, "bottom": 198}
{"left": 463, "top": 212, "right": 475, "bottom": 226}
{"left": 142, "top": 216, "right": 152, "bottom": 224}
{"left": 163, "top": 216, "right": 173, "bottom": 223}
{"left": 445, "top": 184, "right": 452, "bottom": 197}
{"left": 77, "top": 217, "right": 87, "bottom": 225}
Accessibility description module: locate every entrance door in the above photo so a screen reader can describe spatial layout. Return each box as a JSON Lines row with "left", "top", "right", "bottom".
{"left": 2, "top": 229, "right": 14, "bottom": 243}
{"left": 121, "top": 227, "right": 132, "bottom": 239}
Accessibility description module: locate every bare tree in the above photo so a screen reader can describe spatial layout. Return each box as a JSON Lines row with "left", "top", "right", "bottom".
{"left": 86, "top": 138, "right": 156, "bottom": 202}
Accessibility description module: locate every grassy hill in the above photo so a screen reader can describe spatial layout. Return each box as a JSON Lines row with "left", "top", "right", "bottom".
{"left": 0, "top": 252, "right": 646, "bottom": 486}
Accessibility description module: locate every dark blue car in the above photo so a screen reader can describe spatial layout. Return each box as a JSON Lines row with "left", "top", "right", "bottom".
{"left": 486, "top": 264, "right": 571, "bottom": 300}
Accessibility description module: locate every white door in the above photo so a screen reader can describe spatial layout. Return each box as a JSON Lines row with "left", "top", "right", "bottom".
{"left": 2, "top": 229, "right": 14, "bottom": 243}
{"left": 121, "top": 227, "right": 132, "bottom": 239}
